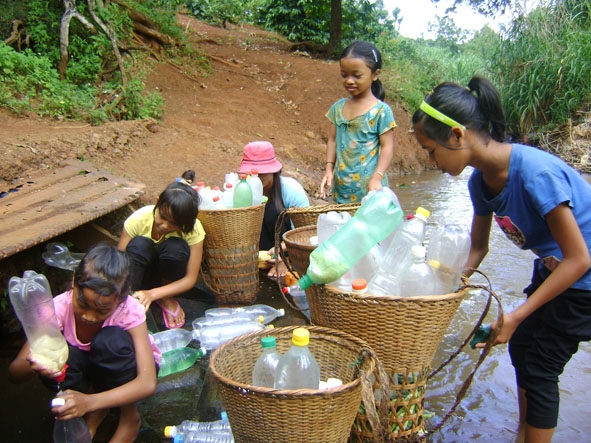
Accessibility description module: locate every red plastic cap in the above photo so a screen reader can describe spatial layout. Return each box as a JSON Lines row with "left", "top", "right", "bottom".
{"left": 282, "top": 286, "right": 289, "bottom": 294}
{"left": 53, "top": 364, "right": 68, "bottom": 383}
{"left": 351, "top": 278, "right": 368, "bottom": 291}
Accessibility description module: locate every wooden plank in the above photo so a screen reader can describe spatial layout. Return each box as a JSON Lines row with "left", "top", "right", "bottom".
{"left": 0, "top": 159, "right": 144, "bottom": 260}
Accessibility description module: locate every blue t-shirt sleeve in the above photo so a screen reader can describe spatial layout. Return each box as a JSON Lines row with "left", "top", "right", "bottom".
{"left": 377, "top": 103, "right": 396, "bottom": 135}
{"left": 526, "top": 169, "right": 574, "bottom": 217}
{"left": 281, "top": 177, "right": 310, "bottom": 209}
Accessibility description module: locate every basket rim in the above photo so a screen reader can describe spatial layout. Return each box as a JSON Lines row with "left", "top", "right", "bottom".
{"left": 209, "top": 325, "right": 370, "bottom": 397}
{"left": 198, "top": 203, "right": 267, "bottom": 214}
{"left": 286, "top": 202, "right": 361, "bottom": 214}
{"left": 323, "top": 285, "right": 469, "bottom": 302}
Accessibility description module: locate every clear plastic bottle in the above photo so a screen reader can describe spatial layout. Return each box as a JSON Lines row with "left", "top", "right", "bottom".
{"left": 152, "top": 328, "right": 198, "bottom": 354}
{"left": 246, "top": 169, "right": 264, "bottom": 205}
{"left": 427, "top": 223, "right": 471, "bottom": 293}
{"left": 51, "top": 397, "right": 92, "bottom": 443}
{"left": 8, "top": 271, "right": 69, "bottom": 379}
{"left": 194, "top": 320, "right": 268, "bottom": 350}
{"left": 158, "top": 346, "right": 207, "bottom": 378}
{"left": 204, "top": 304, "right": 285, "bottom": 324}
{"left": 367, "top": 207, "right": 431, "bottom": 295}
{"left": 398, "top": 245, "right": 439, "bottom": 297}
{"left": 232, "top": 174, "right": 252, "bottom": 208}
{"left": 192, "top": 313, "right": 261, "bottom": 332}
{"left": 274, "top": 328, "right": 320, "bottom": 390}
{"left": 164, "top": 413, "right": 232, "bottom": 439}
{"left": 252, "top": 336, "right": 282, "bottom": 388}
{"left": 298, "top": 188, "right": 404, "bottom": 290}
{"left": 42, "top": 242, "right": 84, "bottom": 271}
{"left": 170, "top": 430, "right": 234, "bottom": 443}
{"left": 282, "top": 285, "right": 310, "bottom": 320}
{"left": 221, "top": 182, "right": 234, "bottom": 209}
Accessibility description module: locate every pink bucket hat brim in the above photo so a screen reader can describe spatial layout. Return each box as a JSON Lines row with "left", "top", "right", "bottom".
{"left": 237, "top": 141, "right": 283, "bottom": 174}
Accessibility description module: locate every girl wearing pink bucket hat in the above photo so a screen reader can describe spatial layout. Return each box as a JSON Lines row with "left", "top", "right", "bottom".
{"left": 238, "top": 141, "right": 309, "bottom": 280}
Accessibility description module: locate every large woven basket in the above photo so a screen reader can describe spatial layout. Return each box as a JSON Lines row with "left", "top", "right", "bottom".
{"left": 209, "top": 325, "right": 386, "bottom": 443}
{"left": 198, "top": 204, "right": 265, "bottom": 306}
{"left": 307, "top": 285, "right": 467, "bottom": 441}
{"left": 282, "top": 224, "right": 317, "bottom": 277}
{"left": 286, "top": 202, "right": 361, "bottom": 229}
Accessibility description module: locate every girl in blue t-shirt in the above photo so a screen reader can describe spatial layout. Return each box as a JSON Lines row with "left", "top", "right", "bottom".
{"left": 320, "top": 41, "right": 396, "bottom": 203}
{"left": 412, "top": 75, "right": 591, "bottom": 443}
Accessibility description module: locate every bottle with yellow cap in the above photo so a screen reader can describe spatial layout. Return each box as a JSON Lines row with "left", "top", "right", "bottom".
{"left": 367, "top": 206, "right": 431, "bottom": 295}
{"left": 273, "top": 328, "right": 320, "bottom": 389}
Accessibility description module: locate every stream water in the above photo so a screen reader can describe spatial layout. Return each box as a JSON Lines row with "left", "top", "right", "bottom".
{"left": 2, "top": 168, "right": 590, "bottom": 442}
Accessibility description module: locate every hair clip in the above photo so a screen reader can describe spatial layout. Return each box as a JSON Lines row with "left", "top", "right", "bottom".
{"left": 419, "top": 101, "right": 466, "bottom": 130}
{"left": 371, "top": 49, "right": 379, "bottom": 63}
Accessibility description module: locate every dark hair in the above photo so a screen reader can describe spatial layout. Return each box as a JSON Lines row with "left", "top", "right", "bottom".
{"left": 181, "top": 170, "right": 196, "bottom": 184}
{"left": 154, "top": 181, "right": 199, "bottom": 234}
{"left": 269, "top": 170, "right": 285, "bottom": 213}
{"left": 74, "top": 243, "right": 131, "bottom": 302}
{"left": 412, "top": 76, "right": 506, "bottom": 144}
{"left": 340, "top": 41, "right": 385, "bottom": 101}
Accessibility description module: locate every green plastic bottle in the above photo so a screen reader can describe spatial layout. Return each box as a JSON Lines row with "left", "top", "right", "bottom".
{"left": 158, "top": 346, "right": 206, "bottom": 378}
{"left": 232, "top": 174, "right": 253, "bottom": 208}
{"left": 298, "top": 189, "right": 404, "bottom": 290}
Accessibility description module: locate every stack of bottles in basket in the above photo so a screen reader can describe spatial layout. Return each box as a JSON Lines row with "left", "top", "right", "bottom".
{"left": 152, "top": 304, "right": 284, "bottom": 378}
{"left": 186, "top": 170, "right": 265, "bottom": 209}
{"left": 294, "top": 187, "right": 471, "bottom": 296}
{"left": 164, "top": 412, "right": 234, "bottom": 443}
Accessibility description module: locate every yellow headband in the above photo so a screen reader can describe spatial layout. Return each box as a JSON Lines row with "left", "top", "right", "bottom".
{"left": 419, "top": 100, "right": 466, "bottom": 130}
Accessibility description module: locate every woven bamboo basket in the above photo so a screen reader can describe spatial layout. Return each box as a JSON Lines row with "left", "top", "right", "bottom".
{"left": 209, "top": 325, "right": 387, "bottom": 443}
{"left": 282, "top": 225, "right": 317, "bottom": 277}
{"left": 198, "top": 204, "right": 265, "bottom": 306}
{"left": 286, "top": 202, "right": 361, "bottom": 229}
{"left": 307, "top": 285, "right": 467, "bottom": 441}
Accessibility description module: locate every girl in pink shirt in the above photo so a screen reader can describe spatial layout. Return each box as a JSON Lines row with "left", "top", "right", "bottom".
{"left": 8, "top": 243, "right": 159, "bottom": 442}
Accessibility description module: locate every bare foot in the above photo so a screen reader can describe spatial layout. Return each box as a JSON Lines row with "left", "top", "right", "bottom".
{"left": 267, "top": 260, "right": 287, "bottom": 282}
{"left": 109, "top": 404, "right": 141, "bottom": 443}
{"left": 157, "top": 299, "right": 186, "bottom": 329}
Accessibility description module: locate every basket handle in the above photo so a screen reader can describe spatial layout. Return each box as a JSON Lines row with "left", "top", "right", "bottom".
{"left": 424, "top": 269, "right": 504, "bottom": 436}
{"left": 358, "top": 347, "right": 391, "bottom": 443}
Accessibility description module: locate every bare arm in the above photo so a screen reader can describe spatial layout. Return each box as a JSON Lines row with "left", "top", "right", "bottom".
{"left": 117, "top": 227, "right": 132, "bottom": 251}
{"left": 463, "top": 213, "right": 492, "bottom": 278}
{"left": 53, "top": 323, "right": 157, "bottom": 419}
{"left": 368, "top": 129, "right": 394, "bottom": 192}
{"left": 320, "top": 124, "right": 337, "bottom": 198}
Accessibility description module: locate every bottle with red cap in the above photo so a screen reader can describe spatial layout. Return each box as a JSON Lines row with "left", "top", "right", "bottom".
{"left": 351, "top": 278, "right": 368, "bottom": 294}
{"left": 233, "top": 174, "right": 253, "bottom": 208}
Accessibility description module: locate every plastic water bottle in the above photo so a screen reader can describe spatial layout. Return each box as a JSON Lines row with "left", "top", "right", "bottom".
{"left": 232, "top": 174, "right": 252, "bottom": 208}
{"left": 427, "top": 223, "right": 471, "bottom": 293}
{"left": 51, "top": 397, "right": 92, "bottom": 443}
{"left": 194, "top": 320, "right": 268, "bottom": 350}
{"left": 8, "top": 271, "right": 68, "bottom": 380}
{"left": 246, "top": 169, "right": 264, "bottom": 205}
{"left": 367, "top": 207, "right": 431, "bottom": 295}
{"left": 282, "top": 285, "right": 310, "bottom": 320}
{"left": 204, "top": 304, "right": 285, "bottom": 324}
{"left": 221, "top": 182, "right": 234, "bottom": 209}
{"left": 398, "top": 245, "right": 439, "bottom": 297}
{"left": 298, "top": 189, "right": 404, "bottom": 290}
{"left": 170, "top": 431, "right": 234, "bottom": 443}
{"left": 152, "top": 328, "right": 198, "bottom": 354}
{"left": 158, "top": 346, "right": 207, "bottom": 378}
{"left": 192, "top": 313, "right": 262, "bottom": 331}
{"left": 42, "top": 242, "right": 84, "bottom": 271}
{"left": 164, "top": 413, "right": 232, "bottom": 438}
{"left": 252, "top": 336, "right": 282, "bottom": 388}
{"left": 274, "top": 328, "right": 320, "bottom": 389}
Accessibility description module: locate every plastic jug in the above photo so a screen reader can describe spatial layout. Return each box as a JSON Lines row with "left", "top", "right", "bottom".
{"left": 427, "top": 223, "right": 471, "bottom": 293}
{"left": 274, "top": 327, "right": 320, "bottom": 389}
{"left": 246, "top": 169, "right": 264, "bottom": 205}
{"left": 8, "top": 271, "right": 68, "bottom": 379}
{"left": 251, "top": 336, "right": 282, "bottom": 388}
{"left": 298, "top": 189, "right": 404, "bottom": 290}
{"left": 51, "top": 397, "right": 92, "bottom": 443}
{"left": 232, "top": 174, "right": 252, "bottom": 208}
{"left": 398, "top": 245, "right": 439, "bottom": 297}
{"left": 158, "top": 346, "right": 206, "bottom": 378}
{"left": 221, "top": 182, "right": 234, "bottom": 209}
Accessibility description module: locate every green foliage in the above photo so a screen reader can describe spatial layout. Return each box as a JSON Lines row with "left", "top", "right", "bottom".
{"left": 492, "top": 0, "right": 591, "bottom": 135}
{"left": 185, "top": 0, "right": 264, "bottom": 27}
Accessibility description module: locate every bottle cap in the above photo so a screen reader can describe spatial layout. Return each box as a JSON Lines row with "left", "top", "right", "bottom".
{"left": 251, "top": 168, "right": 259, "bottom": 175}
{"left": 164, "top": 425, "right": 177, "bottom": 438}
{"left": 351, "top": 278, "right": 368, "bottom": 292}
{"left": 415, "top": 207, "right": 431, "bottom": 220}
{"left": 292, "top": 327, "right": 310, "bottom": 346}
{"left": 326, "top": 377, "right": 343, "bottom": 388}
{"left": 51, "top": 397, "right": 66, "bottom": 407}
{"left": 410, "top": 244, "right": 427, "bottom": 259}
{"left": 261, "top": 336, "right": 276, "bottom": 348}
{"left": 239, "top": 173, "right": 247, "bottom": 180}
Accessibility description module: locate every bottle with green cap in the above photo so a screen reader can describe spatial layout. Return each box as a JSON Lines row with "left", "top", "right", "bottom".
{"left": 367, "top": 206, "right": 431, "bottom": 295}
{"left": 251, "top": 336, "right": 282, "bottom": 388}
{"left": 297, "top": 188, "right": 403, "bottom": 290}
{"left": 273, "top": 328, "right": 320, "bottom": 389}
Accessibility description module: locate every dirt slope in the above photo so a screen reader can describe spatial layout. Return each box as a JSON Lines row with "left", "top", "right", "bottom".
{"left": 0, "top": 15, "right": 427, "bottom": 206}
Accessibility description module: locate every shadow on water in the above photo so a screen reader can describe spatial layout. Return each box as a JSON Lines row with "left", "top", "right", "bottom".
{"left": 3, "top": 168, "right": 591, "bottom": 441}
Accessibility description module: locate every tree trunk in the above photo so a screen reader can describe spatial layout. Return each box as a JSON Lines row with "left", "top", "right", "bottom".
{"left": 59, "top": 0, "right": 97, "bottom": 80}
{"left": 327, "top": 0, "right": 342, "bottom": 59}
